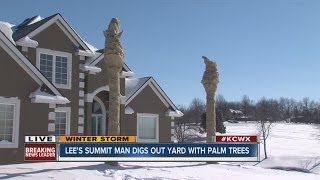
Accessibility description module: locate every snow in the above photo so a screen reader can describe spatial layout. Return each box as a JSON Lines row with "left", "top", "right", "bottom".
{"left": 125, "top": 78, "right": 140, "bottom": 90}
{"left": 0, "top": 122, "right": 319, "bottom": 179}
{"left": 230, "top": 109, "right": 243, "bottom": 114}
{"left": 125, "top": 77, "right": 150, "bottom": 99}
{"left": 121, "top": 70, "right": 135, "bottom": 77}
{"left": 120, "top": 95, "right": 126, "bottom": 104}
{"left": 0, "top": 20, "right": 39, "bottom": 47}
{"left": 27, "top": 15, "right": 43, "bottom": 25}
{"left": 166, "top": 109, "right": 184, "bottom": 117}
{"left": 0, "top": 161, "right": 318, "bottom": 180}
{"left": 16, "top": 36, "right": 38, "bottom": 48}
{"left": 0, "top": 140, "right": 10, "bottom": 143}
{"left": 83, "top": 40, "right": 99, "bottom": 52}
{"left": 223, "top": 122, "right": 320, "bottom": 173}
{"left": 82, "top": 64, "right": 102, "bottom": 73}
{"left": 125, "top": 106, "right": 134, "bottom": 114}
{"left": 76, "top": 49, "right": 96, "bottom": 57}
{"left": 29, "top": 87, "right": 70, "bottom": 104}
{"left": 0, "top": 21, "right": 15, "bottom": 45}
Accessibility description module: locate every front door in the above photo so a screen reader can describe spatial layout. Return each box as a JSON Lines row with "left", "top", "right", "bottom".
{"left": 91, "top": 97, "right": 106, "bottom": 135}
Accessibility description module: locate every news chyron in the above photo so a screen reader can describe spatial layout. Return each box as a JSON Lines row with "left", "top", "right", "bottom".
{"left": 24, "top": 135, "right": 260, "bottom": 162}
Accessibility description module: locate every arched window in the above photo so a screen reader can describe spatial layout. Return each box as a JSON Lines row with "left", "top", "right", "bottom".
{"left": 92, "top": 100, "right": 102, "bottom": 114}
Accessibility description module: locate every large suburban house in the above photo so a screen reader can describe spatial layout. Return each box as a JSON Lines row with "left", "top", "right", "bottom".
{"left": 0, "top": 13, "right": 183, "bottom": 164}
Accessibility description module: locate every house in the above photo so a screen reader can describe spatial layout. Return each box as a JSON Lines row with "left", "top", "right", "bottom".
{"left": 0, "top": 13, "right": 182, "bottom": 164}
{"left": 229, "top": 109, "right": 243, "bottom": 119}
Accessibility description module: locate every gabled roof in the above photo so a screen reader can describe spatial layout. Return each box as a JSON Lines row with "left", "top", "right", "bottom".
{"left": 126, "top": 77, "right": 151, "bottom": 101}
{"left": 12, "top": 13, "right": 94, "bottom": 52}
{"left": 0, "top": 30, "right": 69, "bottom": 104}
{"left": 125, "top": 77, "right": 178, "bottom": 111}
{"left": 123, "top": 61, "right": 132, "bottom": 72}
{"left": 12, "top": 14, "right": 56, "bottom": 41}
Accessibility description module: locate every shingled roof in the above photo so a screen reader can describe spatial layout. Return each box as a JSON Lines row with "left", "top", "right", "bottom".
{"left": 125, "top": 77, "right": 179, "bottom": 111}
{"left": 11, "top": 13, "right": 95, "bottom": 52}
{"left": 125, "top": 77, "right": 151, "bottom": 101}
{"left": 12, "top": 14, "right": 57, "bottom": 41}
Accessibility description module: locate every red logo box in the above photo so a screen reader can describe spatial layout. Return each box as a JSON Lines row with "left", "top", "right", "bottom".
{"left": 216, "top": 135, "right": 257, "bottom": 142}
{"left": 24, "top": 144, "right": 56, "bottom": 161}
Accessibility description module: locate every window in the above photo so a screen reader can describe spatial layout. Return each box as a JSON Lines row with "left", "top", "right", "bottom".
{"left": 137, "top": 113, "right": 159, "bottom": 142}
{"left": 37, "top": 48, "right": 72, "bottom": 89}
{"left": 55, "top": 56, "right": 68, "bottom": 85}
{"left": 39, "top": 54, "right": 53, "bottom": 82}
{"left": 92, "top": 97, "right": 107, "bottom": 135}
{"left": 92, "top": 99, "right": 103, "bottom": 135}
{"left": 54, "top": 107, "right": 70, "bottom": 135}
{"left": 0, "top": 97, "right": 20, "bottom": 148}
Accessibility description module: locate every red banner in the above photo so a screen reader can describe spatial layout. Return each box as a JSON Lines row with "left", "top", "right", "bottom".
{"left": 24, "top": 144, "right": 56, "bottom": 161}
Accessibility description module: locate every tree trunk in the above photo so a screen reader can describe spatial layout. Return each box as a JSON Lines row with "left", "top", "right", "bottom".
{"left": 261, "top": 122, "right": 268, "bottom": 159}
{"left": 263, "top": 138, "right": 267, "bottom": 159}
{"left": 206, "top": 94, "right": 216, "bottom": 143}
{"left": 107, "top": 69, "right": 120, "bottom": 135}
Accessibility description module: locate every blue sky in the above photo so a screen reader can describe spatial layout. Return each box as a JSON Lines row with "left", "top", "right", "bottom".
{"left": 1, "top": 0, "right": 320, "bottom": 105}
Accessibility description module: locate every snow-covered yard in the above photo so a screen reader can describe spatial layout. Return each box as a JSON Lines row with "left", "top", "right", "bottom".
{"left": 0, "top": 122, "right": 319, "bottom": 180}
{"left": 226, "top": 122, "right": 320, "bottom": 171}
{"left": 1, "top": 161, "right": 318, "bottom": 180}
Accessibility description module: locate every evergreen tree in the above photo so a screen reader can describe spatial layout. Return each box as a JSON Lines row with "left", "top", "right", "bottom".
{"left": 201, "top": 109, "right": 226, "bottom": 133}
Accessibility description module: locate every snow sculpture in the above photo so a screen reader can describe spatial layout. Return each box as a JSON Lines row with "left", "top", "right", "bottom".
{"left": 201, "top": 56, "right": 219, "bottom": 142}
{"left": 104, "top": 18, "right": 124, "bottom": 136}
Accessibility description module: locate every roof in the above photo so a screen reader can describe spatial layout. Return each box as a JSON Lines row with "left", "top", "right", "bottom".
{"left": 12, "top": 14, "right": 56, "bottom": 41}
{"left": 86, "top": 52, "right": 132, "bottom": 72}
{"left": 125, "top": 77, "right": 178, "bottom": 111}
{"left": 12, "top": 13, "right": 94, "bottom": 52}
{"left": 125, "top": 77, "right": 151, "bottom": 101}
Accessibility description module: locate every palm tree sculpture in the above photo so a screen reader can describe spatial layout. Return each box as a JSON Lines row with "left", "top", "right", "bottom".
{"left": 201, "top": 56, "right": 219, "bottom": 143}
{"left": 104, "top": 18, "right": 124, "bottom": 136}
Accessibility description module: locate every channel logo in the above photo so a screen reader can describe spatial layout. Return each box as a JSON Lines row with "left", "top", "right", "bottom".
{"left": 216, "top": 135, "right": 257, "bottom": 142}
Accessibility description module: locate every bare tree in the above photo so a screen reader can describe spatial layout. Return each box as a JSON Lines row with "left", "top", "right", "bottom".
{"left": 216, "top": 94, "right": 230, "bottom": 120}
{"left": 302, "top": 97, "right": 311, "bottom": 123}
{"left": 278, "top": 97, "right": 296, "bottom": 122}
{"left": 174, "top": 105, "right": 192, "bottom": 142}
{"left": 241, "top": 95, "right": 254, "bottom": 118}
{"left": 174, "top": 120, "right": 190, "bottom": 143}
{"left": 189, "top": 98, "right": 205, "bottom": 124}
{"left": 255, "top": 98, "right": 279, "bottom": 159}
